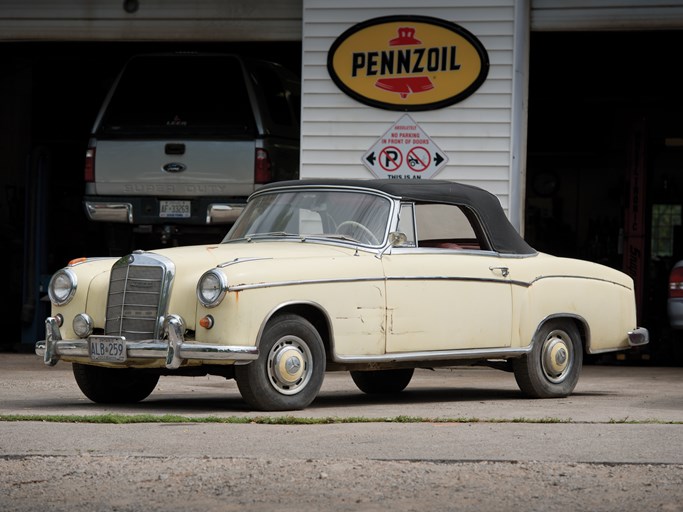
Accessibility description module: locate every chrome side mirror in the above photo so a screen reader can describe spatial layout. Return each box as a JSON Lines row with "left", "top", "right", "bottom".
{"left": 377, "top": 231, "right": 409, "bottom": 259}
{"left": 389, "top": 231, "right": 409, "bottom": 247}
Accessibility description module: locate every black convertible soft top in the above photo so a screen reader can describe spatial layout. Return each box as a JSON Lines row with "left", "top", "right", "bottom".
{"left": 258, "top": 179, "right": 537, "bottom": 256}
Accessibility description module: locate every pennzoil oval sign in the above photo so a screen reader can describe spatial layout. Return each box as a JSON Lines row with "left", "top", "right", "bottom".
{"left": 327, "top": 15, "right": 489, "bottom": 111}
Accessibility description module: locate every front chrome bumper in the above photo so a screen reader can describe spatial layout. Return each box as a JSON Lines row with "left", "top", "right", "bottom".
{"left": 35, "top": 316, "right": 259, "bottom": 370}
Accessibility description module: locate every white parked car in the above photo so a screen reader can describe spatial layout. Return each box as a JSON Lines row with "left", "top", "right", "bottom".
{"left": 668, "top": 260, "right": 683, "bottom": 328}
{"left": 37, "top": 179, "right": 648, "bottom": 410}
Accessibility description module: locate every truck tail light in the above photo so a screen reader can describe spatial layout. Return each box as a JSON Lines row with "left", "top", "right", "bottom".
{"left": 84, "top": 139, "right": 96, "bottom": 182}
{"left": 255, "top": 148, "right": 272, "bottom": 184}
{"left": 669, "top": 266, "right": 683, "bottom": 298}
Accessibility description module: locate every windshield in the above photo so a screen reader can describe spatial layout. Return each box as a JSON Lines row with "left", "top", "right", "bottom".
{"left": 224, "top": 189, "right": 393, "bottom": 246}
{"left": 99, "top": 55, "right": 257, "bottom": 137}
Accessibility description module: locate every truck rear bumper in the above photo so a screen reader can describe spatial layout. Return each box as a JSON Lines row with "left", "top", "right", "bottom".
{"left": 84, "top": 197, "right": 245, "bottom": 225}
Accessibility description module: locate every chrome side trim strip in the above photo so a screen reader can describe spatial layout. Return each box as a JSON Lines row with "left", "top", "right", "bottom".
{"left": 228, "top": 275, "right": 524, "bottom": 292}
{"left": 218, "top": 257, "right": 273, "bottom": 268}
{"left": 228, "top": 273, "right": 630, "bottom": 293}
{"left": 229, "top": 276, "right": 385, "bottom": 291}
{"left": 530, "top": 274, "right": 632, "bottom": 291}
{"left": 332, "top": 345, "right": 532, "bottom": 364}
{"left": 387, "top": 275, "right": 527, "bottom": 287}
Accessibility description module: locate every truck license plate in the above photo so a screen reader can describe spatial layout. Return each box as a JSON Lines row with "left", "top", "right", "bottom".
{"left": 89, "top": 336, "right": 127, "bottom": 363}
{"left": 160, "top": 200, "right": 191, "bottom": 218}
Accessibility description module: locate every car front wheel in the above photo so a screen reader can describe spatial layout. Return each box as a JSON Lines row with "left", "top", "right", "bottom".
{"left": 513, "top": 320, "right": 583, "bottom": 398}
{"left": 235, "top": 314, "right": 326, "bottom": 411}
{"left": 72, "top": 363, "right": 159, "bottom": 403}
{"left": 350, "top": 368, "right": 414, "bottom": 394}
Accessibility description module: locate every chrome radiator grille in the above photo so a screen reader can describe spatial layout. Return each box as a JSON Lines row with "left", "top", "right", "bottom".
{"left": 105, "top": 253, "right": 174, "bottom": 341}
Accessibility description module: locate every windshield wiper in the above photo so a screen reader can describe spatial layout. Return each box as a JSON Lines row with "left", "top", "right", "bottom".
{"left": 225, "top": 232, "right": 363, "bottom": 244}
{"left": 320, "top": 234, "right": 360, "bottom": 243}
{"left": 245, "top": 232, "right": 300, "bottom": 242}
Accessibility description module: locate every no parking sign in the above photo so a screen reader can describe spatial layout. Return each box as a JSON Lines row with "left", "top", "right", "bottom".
{"left": 362, "top": 114, "right": 448, "bottom": 179}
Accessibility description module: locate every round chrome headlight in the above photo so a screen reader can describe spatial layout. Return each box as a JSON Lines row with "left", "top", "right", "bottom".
{"left": 197, "top": 269, "right": 228, "bottom": 308}
{"left": 48, "top": 268, "right": 77, "bottom": 306}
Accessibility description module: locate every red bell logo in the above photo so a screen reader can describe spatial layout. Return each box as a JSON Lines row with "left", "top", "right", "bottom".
{"left": 377, "top": 27, "right": 435, "bottom": 99}
{"left": 390, "top": 27, "right": 422, "bottom": 46}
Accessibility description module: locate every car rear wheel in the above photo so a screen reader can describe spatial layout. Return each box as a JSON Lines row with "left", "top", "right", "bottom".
{"left": 350, "top": 368, "right": 414, "bottom": 394}
{"left": 513, "top": 320, "right": 582, "bottom": 398}
{"left": 235, "top": 314, "right": 326, "bottom": 411}
{"left": 72, "top": 363, "right": 159, "bottom": 403}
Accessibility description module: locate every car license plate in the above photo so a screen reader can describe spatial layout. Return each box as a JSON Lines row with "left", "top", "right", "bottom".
{"left": 160, "top": 200, "right": 191, "bottom": 218}
{"left": 89, "top": 336, "right": 127, "bottom": 363}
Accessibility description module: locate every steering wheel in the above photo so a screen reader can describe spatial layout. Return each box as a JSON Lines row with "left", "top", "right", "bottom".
{"left": 335, "top": 221, "right": 379, "bottom": 245}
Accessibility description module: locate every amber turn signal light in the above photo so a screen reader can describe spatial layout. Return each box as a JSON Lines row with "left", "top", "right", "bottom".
{"left": 199, "top": 315, "right": 214, "bottom": 329}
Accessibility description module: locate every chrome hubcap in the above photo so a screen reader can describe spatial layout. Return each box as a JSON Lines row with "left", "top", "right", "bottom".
{"left": 541, "top": 330, "right": 573, "bottom": 383}
{"left": 267, "top": 336, "right": 312, "bottom": 395}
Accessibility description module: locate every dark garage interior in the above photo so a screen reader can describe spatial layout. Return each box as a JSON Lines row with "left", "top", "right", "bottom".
{"left": 525, "top": 30, "right": 683, "bottom": 365}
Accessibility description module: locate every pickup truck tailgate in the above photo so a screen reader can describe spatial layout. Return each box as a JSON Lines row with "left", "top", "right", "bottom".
{"left": 92, "top": 139, "right": 257, "bottom": 198}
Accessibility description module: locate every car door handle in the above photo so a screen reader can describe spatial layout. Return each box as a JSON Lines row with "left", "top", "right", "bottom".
{"left": 489, "top": 266, "right": 509, "bottom": 277}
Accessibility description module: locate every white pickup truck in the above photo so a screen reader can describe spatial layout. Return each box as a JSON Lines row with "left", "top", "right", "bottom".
{"left": 83, "top": 52, "right": 300, "bottom": 251}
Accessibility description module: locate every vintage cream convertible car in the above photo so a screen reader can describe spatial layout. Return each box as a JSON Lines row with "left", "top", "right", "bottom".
{"left": 36, "top": 179, "right": 648, "bottom": 411}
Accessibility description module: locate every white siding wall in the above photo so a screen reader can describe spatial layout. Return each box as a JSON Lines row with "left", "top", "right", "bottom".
{"left": 531, "top": 0, "right": 683, "bottom": 31}
{"left": 301, "top": 0, "right": 519, "bottom": 215}
{"left": 0, "top": 0, "right": 302, "bottom": 41}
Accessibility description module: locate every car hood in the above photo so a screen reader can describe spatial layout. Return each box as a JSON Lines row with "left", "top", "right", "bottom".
{"left": 69, "top": 241, "right": 361, "bottom": 287}
{"left": 122, "top": 241, "right": 371, "bottom": 292}
{"left": 66, "top": 241, "right": 369, "bottom": 327}
{"left": 152, "top": 240, "right": 361, "bottom": 271}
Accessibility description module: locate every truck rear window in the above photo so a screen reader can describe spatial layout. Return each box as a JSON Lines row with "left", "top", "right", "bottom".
{"left": 98, "top": 55, "right": 257, "bottom": 137}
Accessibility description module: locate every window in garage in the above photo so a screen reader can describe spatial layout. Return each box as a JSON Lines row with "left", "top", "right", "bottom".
{"left": 651, "top": 204, "right": 681, "bottom": 258}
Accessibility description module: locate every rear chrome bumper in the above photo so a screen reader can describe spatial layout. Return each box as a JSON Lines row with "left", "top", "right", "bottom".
{"left": 35, "top": 316, "right": 258, "bottom": 370}
{"left": 205, "top": 204, "right": 244, "bottom": 224}
{"left": 84, "top": 200, "right": 244, "bottom": 224}
{"left": 84, "top": 201, "right": 133, "bottom": 223}
{"left": 627, "top": 327, "right": 649, "bottom": 347}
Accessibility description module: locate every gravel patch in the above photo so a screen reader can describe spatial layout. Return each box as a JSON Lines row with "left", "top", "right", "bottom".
{"left": 2, "top": 455, "right": 682, "bottom": 512}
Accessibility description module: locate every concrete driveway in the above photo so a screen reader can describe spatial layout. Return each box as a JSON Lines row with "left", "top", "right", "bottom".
{"left": 2, "top": 353, "right": 682, "bottom": 423}
{"left": 2, "top": 353, "right": 682, "bottom": 464}
{"left": 2, "top": 353, "right": 682, "bottom": 512}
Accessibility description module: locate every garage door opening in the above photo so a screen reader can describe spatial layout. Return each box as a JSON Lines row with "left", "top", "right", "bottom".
{"left": 525, "top": 31, "right": 683, "bottom": 365}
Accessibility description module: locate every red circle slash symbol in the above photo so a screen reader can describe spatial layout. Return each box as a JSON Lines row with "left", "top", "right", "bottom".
{"left": 407, "top": 146, "right": 430, "bottom": 172}
{"left": 379, "top": 146, "right": 403, "bottom": 172}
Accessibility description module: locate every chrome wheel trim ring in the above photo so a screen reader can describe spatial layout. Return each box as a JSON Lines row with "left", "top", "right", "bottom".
{"left": 267, "top": 335, "right": 313, "bottom": 396}
{"left": 540, "top": 329, "right": 573, "bottom": 384}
